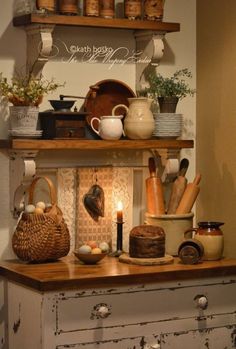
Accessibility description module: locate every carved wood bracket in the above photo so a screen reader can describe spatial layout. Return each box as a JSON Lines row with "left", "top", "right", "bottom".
{"left": 9, "top": 150, "right": 38, "bottom": 218}
{"left": 134, "top": 30, "right": 165, "bottom": 89}
{"left": 26, "top": 24, "right": 55, "bottom": 78}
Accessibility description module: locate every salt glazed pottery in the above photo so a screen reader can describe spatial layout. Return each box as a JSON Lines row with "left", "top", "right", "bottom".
{"left": 185, "top": 221, "right": 224, "bottom": 260}
{"left": 112, "top": 97, "right": 155, "bottom": 140}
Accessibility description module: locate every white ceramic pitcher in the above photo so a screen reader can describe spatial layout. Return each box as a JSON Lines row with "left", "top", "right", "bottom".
{"left": 112, "top": 97, "right": 154, "bottom": 139}
{"left": 90, "top": 115, "right": 124, "bottom": 140}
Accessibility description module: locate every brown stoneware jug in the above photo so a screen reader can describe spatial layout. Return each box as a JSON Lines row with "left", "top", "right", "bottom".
{"left": 185, "top": 221, "right": 224, "bottom": 261}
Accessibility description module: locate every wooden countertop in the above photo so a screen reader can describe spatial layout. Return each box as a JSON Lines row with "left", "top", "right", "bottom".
{"left": 1, "top": 255, "right": 236, "bottom": 292}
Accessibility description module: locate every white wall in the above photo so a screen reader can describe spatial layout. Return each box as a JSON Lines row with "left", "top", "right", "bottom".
{"left": 0, "top": 0, "right": 196, "bottom": 259}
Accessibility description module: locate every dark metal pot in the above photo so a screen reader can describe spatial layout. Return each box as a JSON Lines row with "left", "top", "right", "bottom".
{"left": 49, "top": 100, "right": 76, "bottom": 111}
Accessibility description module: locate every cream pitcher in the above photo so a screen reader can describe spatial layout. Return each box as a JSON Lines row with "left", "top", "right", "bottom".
{"left": 112, "top": 97, "right": 155, "bottom": 139}
{"left": 90, "top": 115, "right": 124, "bottom": 140}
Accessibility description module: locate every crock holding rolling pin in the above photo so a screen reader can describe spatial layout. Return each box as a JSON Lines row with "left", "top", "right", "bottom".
{"left": 90, "top": 115, "right": 124, "bottom": 140}
{"left": 185, "top": 221, "right": 224, "bottom": 260}
{"left": 112, "top": 97, "right": 155, "bottom": 140}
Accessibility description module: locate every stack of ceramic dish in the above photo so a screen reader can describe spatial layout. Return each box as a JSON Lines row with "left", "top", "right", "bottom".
{"left": 153, "top": 113, "right": 183, "bottom": 139}
{"left": 9, "top": 129, "right": 42, "bottom": 138}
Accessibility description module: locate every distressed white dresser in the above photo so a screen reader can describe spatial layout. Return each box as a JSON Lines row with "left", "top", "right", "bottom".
{"left": 0, "top": 256, "right": 236, "bottom": 349}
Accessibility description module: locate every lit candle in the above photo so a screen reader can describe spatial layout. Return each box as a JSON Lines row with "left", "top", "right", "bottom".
{"left": 117, "top": 201, "right": 123, "bottom": 223}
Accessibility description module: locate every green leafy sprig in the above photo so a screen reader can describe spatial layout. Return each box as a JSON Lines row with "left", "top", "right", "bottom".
{"left": 0, "top": 73, "right": 64, "bottom": 106}
{"left": 145, "top": 68, "right": 196, "bottom": 99}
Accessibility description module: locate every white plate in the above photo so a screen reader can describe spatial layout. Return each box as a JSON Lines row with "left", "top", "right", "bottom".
{"left": 9, "top": 130, "right": 42, "bottom": 138}
{"left": 9, "top": 130, "right": 42, "bottom": 135}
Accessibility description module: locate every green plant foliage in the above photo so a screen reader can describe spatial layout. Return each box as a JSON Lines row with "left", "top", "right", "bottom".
{"left": 146, "top": 68, "right": 196, "bottom": 99}
{"left": 0, "top": 73, "right": 65, "bottom": 106}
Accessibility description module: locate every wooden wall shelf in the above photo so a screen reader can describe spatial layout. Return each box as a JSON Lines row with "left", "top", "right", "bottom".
{"left": 0, "top": 139, "right": 193, "bottom": 151}
{"left": 13, "top": 13, "right": 180, "bottom": 32}
{"left": 0, "top": 256, "right": 236, "bottom": 291}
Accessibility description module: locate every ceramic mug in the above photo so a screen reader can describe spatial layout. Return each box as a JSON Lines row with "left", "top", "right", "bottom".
{"left": 90, "top": 115, "right": 124, "bottom": 140}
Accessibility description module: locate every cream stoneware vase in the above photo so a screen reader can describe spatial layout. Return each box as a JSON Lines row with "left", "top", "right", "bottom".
{"left": 112, "top": 97, "right": 155, "bottom": 140}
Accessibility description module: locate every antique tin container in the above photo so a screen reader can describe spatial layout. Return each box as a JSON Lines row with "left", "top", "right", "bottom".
{"left": 124, "top": 0, "right": 142, "bottom": 20}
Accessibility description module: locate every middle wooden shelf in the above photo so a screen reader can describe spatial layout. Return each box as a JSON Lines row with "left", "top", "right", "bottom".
{"left": 0, "top": 139, "right": 194, "bottom": 150}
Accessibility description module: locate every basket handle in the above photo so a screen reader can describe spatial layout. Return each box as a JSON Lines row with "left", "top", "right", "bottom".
{"left": 28, "top": 176, "right": 57, "bottom": 205}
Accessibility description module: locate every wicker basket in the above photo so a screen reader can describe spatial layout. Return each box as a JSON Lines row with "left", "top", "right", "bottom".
{"left": 12, "top": 176, "right": 70, "bottom": 263}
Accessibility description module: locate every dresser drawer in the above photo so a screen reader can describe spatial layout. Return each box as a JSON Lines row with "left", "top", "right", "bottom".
{"left": 54, "top": 279, "right": 236, "bottom": 334}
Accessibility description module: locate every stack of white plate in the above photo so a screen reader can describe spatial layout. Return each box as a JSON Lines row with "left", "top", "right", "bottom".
{"left": 9, "top": 129, "right": 43, "bottom": 138}
{"left": 153, "top": 113, "right": 183, "bottom": 139}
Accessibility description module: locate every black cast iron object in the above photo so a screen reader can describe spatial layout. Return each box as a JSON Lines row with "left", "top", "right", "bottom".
{"left": 83, "top": 184, "right": 105, "bottom": 222}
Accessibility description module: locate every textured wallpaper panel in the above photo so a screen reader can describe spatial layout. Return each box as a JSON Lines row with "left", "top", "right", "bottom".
{"left": 57, "top": 167, "right": 133, "bottom": 253}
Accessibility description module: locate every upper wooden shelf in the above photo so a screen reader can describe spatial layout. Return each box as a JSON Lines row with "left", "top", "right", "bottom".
{"left": 0, "top": 139, "right": 193, "bottom": 151}
{"left": 13, "top": 13, "right": 180, "bottom": 32}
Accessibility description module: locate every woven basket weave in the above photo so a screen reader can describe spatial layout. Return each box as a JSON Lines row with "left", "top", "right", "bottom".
{"left": 12, "top": 176, "right": 70, "bottom": 263}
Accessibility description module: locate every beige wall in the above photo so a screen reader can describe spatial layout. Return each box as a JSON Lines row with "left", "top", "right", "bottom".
{"left": 197, "top": 0, "right": 236, "bottom": 257}
{"left": 0, "top": 0, "right": 196, "bottom": 259}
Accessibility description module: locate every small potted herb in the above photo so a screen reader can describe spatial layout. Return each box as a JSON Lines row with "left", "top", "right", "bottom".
{"left": 0, "top": 73, "right": 64, "bottom": 107}
{"left": 0, "top": 73, "right": 64, "bottom": 131}
{"left": 145, "top": 68, "right": 195, "bottom": 113}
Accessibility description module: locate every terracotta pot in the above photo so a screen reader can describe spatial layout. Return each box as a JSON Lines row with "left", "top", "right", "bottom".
{"left": 158, "top": 96, "right": 179, "bottom": 113}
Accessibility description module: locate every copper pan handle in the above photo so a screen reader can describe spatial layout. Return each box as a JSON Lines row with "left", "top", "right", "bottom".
{"left": 60, "top": 85, "right": 99, "bottom": 101}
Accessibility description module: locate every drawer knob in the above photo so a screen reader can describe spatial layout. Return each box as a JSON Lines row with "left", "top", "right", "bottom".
{"left": 91, "top": 303, "right": 111, "bottom": 319}
{"left": 195, "top": 295, "right": 208, "bottom": 310}
{"left": 144, "top": 344, "right": 160, "bottom": 349}
{"left": 97, "top": 305, "right": 110, "bottom": 318}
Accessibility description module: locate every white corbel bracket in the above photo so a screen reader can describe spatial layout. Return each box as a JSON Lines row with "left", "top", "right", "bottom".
{"left": 26, "top": 24, "right": 55, "bottom": 79}
{"left": 135, "top": 31, "right": 165, "bottom": 65}
{"left": 9, "top": 150, "right": 38, "bottom": 218}
{"left": 134, "top": 31, "right": 165, "bottom": 89}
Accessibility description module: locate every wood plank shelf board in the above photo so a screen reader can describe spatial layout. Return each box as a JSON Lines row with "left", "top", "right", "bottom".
{"left": 0, "top": 256, "right": 236, "bottom": 291}
{"left": 13, "top": 13, "right": 180, "bottom": 32}
{"left": 0, "top": 139, "right": 194, "bottom": 150}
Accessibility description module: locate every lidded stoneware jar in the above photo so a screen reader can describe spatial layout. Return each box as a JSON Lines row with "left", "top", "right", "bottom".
{"left": 192, "top": 221, "right": 224, "bottom": 261}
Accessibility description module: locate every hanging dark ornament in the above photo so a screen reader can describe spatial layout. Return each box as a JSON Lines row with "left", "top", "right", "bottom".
{"left": 83, "top": 169, "right": 105, "bottom": 222}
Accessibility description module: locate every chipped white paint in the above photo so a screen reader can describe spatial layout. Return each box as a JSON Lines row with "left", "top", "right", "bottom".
{"left": 5, "top": 276, "right": 236, "bottom": 349}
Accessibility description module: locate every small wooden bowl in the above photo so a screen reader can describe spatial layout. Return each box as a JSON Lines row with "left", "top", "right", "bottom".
{"left": 73, "top": 251, "right": 107, "bottom": 264}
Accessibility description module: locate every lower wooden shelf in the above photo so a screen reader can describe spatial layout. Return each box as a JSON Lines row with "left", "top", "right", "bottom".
{"left": 0, "top": 139, "right": 193, "bottom": 150}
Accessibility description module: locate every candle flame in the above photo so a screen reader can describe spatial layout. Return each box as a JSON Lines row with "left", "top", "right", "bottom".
{"left": 117, "top": 201, "right": 123, "bottom": 210}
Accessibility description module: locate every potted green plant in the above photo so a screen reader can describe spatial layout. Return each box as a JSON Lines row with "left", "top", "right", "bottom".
{"left": 146, "top": 68, "right": 195, "bottom": 113}
{"left": 0, "top": 73, "right": 64, "bottom": 131}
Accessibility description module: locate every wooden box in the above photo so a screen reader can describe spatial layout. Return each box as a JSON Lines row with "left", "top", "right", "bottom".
{"left": 39, "top": 111, "right": 88, "bottom": 139}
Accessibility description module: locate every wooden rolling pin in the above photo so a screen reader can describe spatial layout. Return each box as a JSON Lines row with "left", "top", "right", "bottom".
{"left": 146, "top": 157, "right": 165, "bottom": 215}
{"left": 167, "top": 159, "right": 189, "bottom": 214}
{"left": 175, "top": 174, "right": 201, "bottom": 214}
